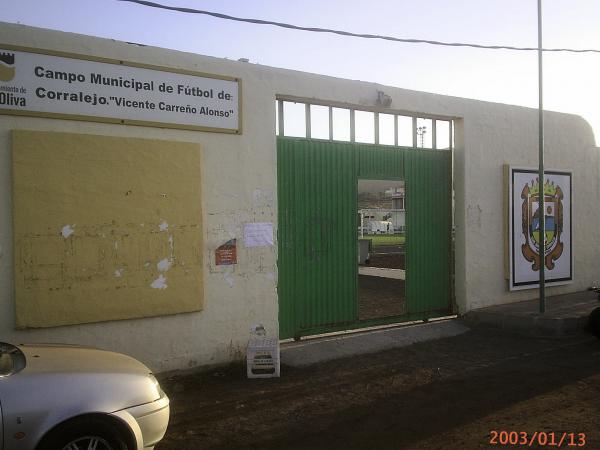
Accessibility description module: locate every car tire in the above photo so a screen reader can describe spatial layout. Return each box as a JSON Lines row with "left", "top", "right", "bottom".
{"left": 37, "top": 417, "right": 129, "bottom": 450}
{"left": 589, "top": 307, "right": 600, "bottom": 338}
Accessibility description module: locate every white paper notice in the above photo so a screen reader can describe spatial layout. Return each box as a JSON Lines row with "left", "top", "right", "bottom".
{"left": 244, "top": 222, "right": 273, "bottom": 247}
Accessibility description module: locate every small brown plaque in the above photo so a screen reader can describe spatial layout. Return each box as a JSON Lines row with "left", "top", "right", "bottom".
{"left": 215, "top": 239, "right": 237, "bottom": 265}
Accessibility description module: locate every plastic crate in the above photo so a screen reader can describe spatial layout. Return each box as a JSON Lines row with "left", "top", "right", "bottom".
{"left": 246, "top": 337, "right": 280, "bottom": 378}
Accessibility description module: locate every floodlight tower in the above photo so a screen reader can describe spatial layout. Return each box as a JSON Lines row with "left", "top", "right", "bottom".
{"left": 417, "top": 126, "right": 427, "bottom": 148}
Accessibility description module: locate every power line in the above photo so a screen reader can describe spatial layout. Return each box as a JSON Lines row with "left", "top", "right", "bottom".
{"left": 118, "top": 0, "right": 600, "bottom": 54}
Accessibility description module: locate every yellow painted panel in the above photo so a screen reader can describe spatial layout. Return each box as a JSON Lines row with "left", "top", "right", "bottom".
{"left": 12, "top": 130, "right": 203, "bottom": 328}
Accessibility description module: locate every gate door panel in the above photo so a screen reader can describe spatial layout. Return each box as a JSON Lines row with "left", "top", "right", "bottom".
{"left": 278, "top": 138, "right": 357, "bottom": 339}
{"left": 405, "top": 150, "right": 452, "bottom": 314}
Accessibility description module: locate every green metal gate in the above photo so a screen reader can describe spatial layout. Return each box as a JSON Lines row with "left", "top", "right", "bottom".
{"left": 278, "top": 137, "right": 452, "bottom": 339}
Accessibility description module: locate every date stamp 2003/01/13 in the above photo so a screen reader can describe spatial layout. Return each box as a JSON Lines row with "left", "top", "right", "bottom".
{"left": 489, "top": 431, "right": 586, "bottom": 447}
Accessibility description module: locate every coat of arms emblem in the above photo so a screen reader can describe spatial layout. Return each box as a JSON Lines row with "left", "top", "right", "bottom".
{"left": 0, "top": 52, "right": 15, "bottom": 82}
{"left": 520, "top": 178, "right": 564, "bottom": 271}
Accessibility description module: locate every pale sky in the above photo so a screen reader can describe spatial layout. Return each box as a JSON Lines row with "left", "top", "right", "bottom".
{"left": 2, "top": 0, "right": 599, "bottom": 143}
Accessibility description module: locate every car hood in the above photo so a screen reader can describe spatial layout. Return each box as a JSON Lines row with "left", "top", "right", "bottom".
{"left": 0, "top": 344, "right": 164, "bottom": 450}
{"left": 0, "top": 343, "right": 161, "bottom": 420}
{"left": 17, "top": 343, "right": 151, "bottom": 376}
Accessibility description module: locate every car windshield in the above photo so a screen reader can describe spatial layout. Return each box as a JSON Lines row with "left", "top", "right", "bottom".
{"left": 0, "top": 342, "right": 26, "bottom": 376}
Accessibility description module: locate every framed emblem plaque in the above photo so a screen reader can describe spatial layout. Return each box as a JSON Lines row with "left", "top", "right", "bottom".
{"left": 508, "top": 167, "right": 572, "bottom": 291}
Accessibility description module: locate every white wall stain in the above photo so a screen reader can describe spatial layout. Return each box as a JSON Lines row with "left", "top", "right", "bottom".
{"left": 61, "top": 224, "right": 75, "bottom": 238}
{"left": 151, "top": 274, "right": 168, "bottom": 289}
{"left": 114, "top": 241, "right": 118, "bottom": 250}
{"left": 157, "top": 258, "right": 172, "bottom": 272}
{"left": 159, "top": 220, "right": 169, "bottom": 232}
{"left": 266, "top": 272, "right": 275, "bottom": 281}
{"left": 467, "top": 204, "right": 483, "bottom": 229}
{"left": 252, "top": 189, "right": 262, "bottom": 205}
{"left": 252, "top": 188, "right": 274, "bottom": 207}
{"left": 114, "top": 268, "right": 124, "bottom": 278}
{"left": 223, "top": 272, "right": 234, "bottom": 288}
{"left": 225, "top": 222, "right": 239, "bottom": 238}
{"left": 168, "top": 234, "right": 174, "bottom": 258}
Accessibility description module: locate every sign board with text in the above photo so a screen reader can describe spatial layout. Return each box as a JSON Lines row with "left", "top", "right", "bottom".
{"left": 0, "top": 45, "right": 241, "bottom": 133}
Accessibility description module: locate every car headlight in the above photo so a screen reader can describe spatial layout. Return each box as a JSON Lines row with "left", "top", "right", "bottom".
{"left": 148, "top": 373, "right": 163, "bottom": 397}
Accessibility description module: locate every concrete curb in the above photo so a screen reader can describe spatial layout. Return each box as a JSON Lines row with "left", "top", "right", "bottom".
{"left": 463, "top": 311, "right": 590, "bottom": 336}
{"left": 463, "top": 291, "right": 599, "bottom": 337}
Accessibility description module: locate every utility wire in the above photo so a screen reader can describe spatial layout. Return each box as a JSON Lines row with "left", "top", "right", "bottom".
{"left": 118, "top": 0, "right": 600, "bottom": 54}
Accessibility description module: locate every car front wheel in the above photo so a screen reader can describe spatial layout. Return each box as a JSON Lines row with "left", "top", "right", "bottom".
{"left": 38, "top": 417, "right": 129, "bottom": 450}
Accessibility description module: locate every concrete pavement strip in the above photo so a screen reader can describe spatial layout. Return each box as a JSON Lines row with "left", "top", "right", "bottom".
{"left": 358, "top": 266, "right": 406, "bottom": 280}
{"left": 281, "top": 319, "right": 469, "bottom": 367}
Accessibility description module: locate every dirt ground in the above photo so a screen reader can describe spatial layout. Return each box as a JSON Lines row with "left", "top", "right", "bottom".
{"left": 358, "top": 275, "right": 406, "bottom": 320}
{"left": 157, "top": 325, "right": 600, "bottom": 450}
{"left": 367, "top": 251, "right": 405, "bottom": 269}
{"left": 359, "top": 250, "right": 406, "bottom": 320}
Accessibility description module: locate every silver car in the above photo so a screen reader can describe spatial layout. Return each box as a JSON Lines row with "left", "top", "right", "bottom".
{"left": 0, "top": 342, "right": 169, "bottom": 450}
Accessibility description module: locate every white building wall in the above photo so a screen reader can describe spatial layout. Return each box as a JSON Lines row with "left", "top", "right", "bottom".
{"left": 0, "top": 24, "right": 281, "bottom": 373}
{"left": 1, "top": 23, "right": 598, "bottom": 372}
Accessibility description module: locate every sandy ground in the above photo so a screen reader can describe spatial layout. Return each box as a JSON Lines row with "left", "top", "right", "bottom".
{"left": 156, "top": 325, "right": 600, "bottom": 450}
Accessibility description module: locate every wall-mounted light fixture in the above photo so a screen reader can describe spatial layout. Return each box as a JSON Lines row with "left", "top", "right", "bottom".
{"left": 376, "top": 90, "right": 392, "bottom": 108}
